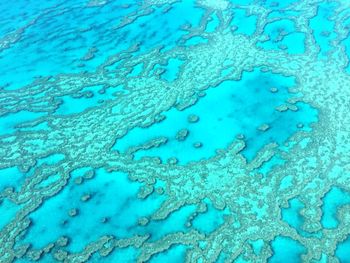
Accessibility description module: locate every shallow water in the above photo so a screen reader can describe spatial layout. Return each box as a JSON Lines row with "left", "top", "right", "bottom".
{"left": 114, "top": 68, "right": 317, "bottom": 164}
{"left": 0, "top": 0, "right": 350, "bottom": 262}
{"left": 269, "top": 236, "right": 306, "bottom": 262}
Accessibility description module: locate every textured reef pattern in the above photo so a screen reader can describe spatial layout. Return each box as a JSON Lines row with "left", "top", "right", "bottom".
{"left": 1, "top": 0, "right": 350, "bottom": 262}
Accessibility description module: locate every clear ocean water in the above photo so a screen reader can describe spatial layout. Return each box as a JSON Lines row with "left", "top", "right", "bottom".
{"left": 0, "top": 0, "right": 350, "bottom": 262}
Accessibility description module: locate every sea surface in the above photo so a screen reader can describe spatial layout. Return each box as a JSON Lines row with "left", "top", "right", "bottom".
{"left": 0, "top": 0, "right": 350, "bottom": 262}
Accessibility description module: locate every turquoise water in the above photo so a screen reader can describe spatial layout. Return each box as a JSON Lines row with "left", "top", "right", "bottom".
{"left": 321, "top": 187, "right": 350, "bottom": 229}
{"left": 22, "top": 168, "right": 165, "bottom": 251}
{"left": 54, "top": 85, "right": 123, "bottom": 115}
{"left": 249, "top": 239, "right": 264, "bottom": 256}
{"left": 282, "top": 197, "right": 305, "bottom": 233}
{"left": 150, "top": 57, "right": 185, "bottom": 82}
{"left": 267, "top": 10, "right": 301, "bottom": 19}
{"left": 336, "top": 236, "right": 350, "bottom": 263}
{"left": 257, "top": 19, "right": 306, "bottom": 54}
{"left": 268, "top": 236, "right": 306, "bottom": 262}
{"left": 262, "top": 0, "right": 300, "bottom": 9}
{"left": 192, "top": 199, "right": 229, "bottom": 233}
{"left": 0, "top": 166, "right": 25, "bottom": 192}
{"left": 0, "top": 0, "right": 349, "bottom": 262}
{"left": 205, "top": 12, "right": 220, "bottom": 33}
{"left": 183, "top": 36, "right": 208, "bottom": 47}
{"left": 91, "top": 247, "right": 139, "bottom": 263}
{"left": 230, "top": 8, "right": 258, "bottom": 36}
{"left": 0, "top": 199, "right": 21, "bottom": 230}
{"left": 0, "top": 111, "right": 46, "bottom": 136}
{"left": 0, "top": 0, "right": 204, "bottom": 90}
{"left": 114, "top": 68, "right": 317, "bottom": 164}
{"left": 309, "top": 2, "right": 338, "bottom": 59}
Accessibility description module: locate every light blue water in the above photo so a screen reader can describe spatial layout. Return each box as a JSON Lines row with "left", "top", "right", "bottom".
{"left": 151, "top": 57, "right": 185, "bottom": 82}
{"left": 4, "top": 153, "right": 66, "bottom": 195}
{"left": 228, "top": 0, "right": 299, "bottom": 10}
{"left": 90, "top": 246, "right": 139, "bottom": 263}
{"left": 267, "top": 10, "right": 302, "bottom": 19}
{"left": 268, "top": 236, "right": 306, "bottom": 263}
{"left": 257, "top": 154, "right": 285, "bottom": 176}
{"left": 22, "top": 168, "right": 165, "bottom": 252}
{"left": 127, "top": 63, "right": 144, "bottom": 77}
{"left": 336, "top": 236, "right": 350, "bottom": 263}
{"left": 114, "top": 68, "right": 317, "bottom": 163}
{"left": 183, "top": 36, "right": 208, "bottom": 47}
{"left": 282, "top": 198, "right": 304, "bottom": 233}
{"left": 321, "top": 186, "right": 350, "bottom": 229}
{"left": 343, "top": 35, "right": 350, "bottom": 74}
{"left": 261, "top": 0, "right": 300, "bottom": 9}
{"left": 192, "top": 199, "right": 229, "bottom": 234}
{"left": 281, "top": 196, "right": 323, "bottom": 239}
{"left": 309, "top": 2, "right": 338, "bottom": 59}
{"left": 230, "top": 8, "right": 258, "bottom": 36}
{"left": 138, "top": 204, "right": 196, "bottom": 241}
{"left": 18, "top": 120, "right": 50, "bottom": 132}
{"left": 217, "top": 252, "right": 228, "bottom": 263}
{"left": 234, "top": 255, "right": 250, "bottom": 263}
{"left": 312, "top": 254, "right": 328, "bottom": 263}
{"left": 0, "top": 166, "right": 25, "bottom": 192}
{"left": 249, "top": 239, "right": 264, "bottom": 255}
{"left": 341, "top": 15, "right": 350, "bottom": 74}
{"left": 54, "top": 85, "right": 123, "bottom": 115}
{"left": 0, "top": 111, "right": 46, "bottom": 136}
{"left": 0, "top": 199, "right": 21, "bottom": 231}
{"left": 205, "top": 12, "right": 220, "bottom": 33}
{"left": 229, "top": 0, "right": 254, "bottom": 5}
{"left": 0, "top": 0, "right": 342, "bottom": 262}
{"left": 149, "top": 245, "right": 187, "bottom": 263}
{"left": 257, "top": 19, "right": 306, "bottom": 54}
{"left": 0, "top": 0, "right": 204, "bottom": 90}
{"left": 0, "top": 0, "right": 67, "bottom": 36}
{"left": 36, "top": 153, "right": 65, "bottom": 167}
